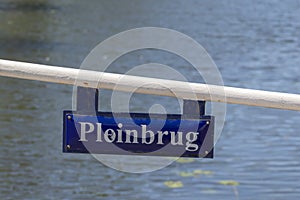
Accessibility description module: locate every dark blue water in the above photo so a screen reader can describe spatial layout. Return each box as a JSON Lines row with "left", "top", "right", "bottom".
{"left": 1, "top": 0, "right": 300, "bottom": 199}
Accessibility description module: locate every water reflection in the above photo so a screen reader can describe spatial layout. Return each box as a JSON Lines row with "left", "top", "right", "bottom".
{"left": 0, "top": 0, "right": 55, "bottom": 63}
{"left": 0, "top": 0, "right": 59, "bottom": 12}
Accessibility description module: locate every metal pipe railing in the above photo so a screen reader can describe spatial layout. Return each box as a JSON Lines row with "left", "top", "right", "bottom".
{"left": 1, "top": 59, "right": 300, "bottom": 111}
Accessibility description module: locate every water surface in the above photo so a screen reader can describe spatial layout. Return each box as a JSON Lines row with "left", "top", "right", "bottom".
{"left": 1, "top": 0, "right": 300, "bottom": 199}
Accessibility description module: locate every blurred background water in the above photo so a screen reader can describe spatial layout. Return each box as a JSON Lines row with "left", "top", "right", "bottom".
{"left": 1, "top": 0, "right": 300, "bottom": 199}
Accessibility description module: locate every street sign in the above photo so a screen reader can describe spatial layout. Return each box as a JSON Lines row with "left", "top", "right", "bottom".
{"left": 63, "top": 87, "right": 214, "bottom": 158}
{"left": 63, "top": 111, "right": 214, "bottom": 158}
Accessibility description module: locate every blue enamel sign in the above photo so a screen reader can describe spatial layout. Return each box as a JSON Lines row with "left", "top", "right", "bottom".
{"left": 63, "top": 87, "right": 214, "bottom": 158}
{"left": 63, "top": 111, "right": 214, "bottom": 158}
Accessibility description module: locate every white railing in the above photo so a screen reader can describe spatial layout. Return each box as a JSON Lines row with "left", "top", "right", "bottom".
{"left": 1, "top": 59, "right": 300, "bottom": 111}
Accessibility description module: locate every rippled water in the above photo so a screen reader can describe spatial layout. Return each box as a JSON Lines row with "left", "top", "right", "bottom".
{"left": 1, "top": 0, "right": 300, "bottom": 199}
